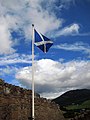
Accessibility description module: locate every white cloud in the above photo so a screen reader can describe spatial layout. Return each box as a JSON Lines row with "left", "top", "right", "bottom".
{"left": 0, "top": 53, "right": 32, "bottom": 65}
{"left": 16, "top": 59, "right": 90, "bottom": 98}
{"left": 0, "top": 66, "right": 18, "bottom": 76}
{"left": 0, "top": 16, "right": 15, "bottom": 54}
{"left": 0, "top": 0, "right": 63, "bottom": 55}
{"left": 56, "top": 23, "right": 80, "bottom": 36}
{"left": 53, "top": 42, "right": 90, "bottom": 55}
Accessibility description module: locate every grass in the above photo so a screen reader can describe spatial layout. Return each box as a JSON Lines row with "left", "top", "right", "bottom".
{"left": 66, "top": 100, "right": 90, "bottom": 110}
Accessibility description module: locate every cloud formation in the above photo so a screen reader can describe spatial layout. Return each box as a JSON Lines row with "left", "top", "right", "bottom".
{"left": 0, "top": 53, "right": 32, "bottom": 65}
{"left": 16, "top": 59, "right": 90, "bottom": 98}
{"left": 56, "top": 23, "right": 80, "bottom": 36}
{"left": 0, "top": 16, "right": 15, "bottom": 54}
{"left": 53, "top": 42, "right": 90, "bottom": 56}
{"left": 0, "top": 0, "right": 81, "bottom": 55}
{"left": 0, "top": 0, "right": 62, "bottom": 53}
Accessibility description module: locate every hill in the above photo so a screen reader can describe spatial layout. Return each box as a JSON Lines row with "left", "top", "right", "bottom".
{"left": 52, "top": 89, "right": 90, "bottom": 107}
{"left": 52, "top": 89, "right": 90, "bottom": 119}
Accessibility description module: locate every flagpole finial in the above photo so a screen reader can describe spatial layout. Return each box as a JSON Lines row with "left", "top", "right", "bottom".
{"left": 32, "top": 24, "right": 34, "bottom": 27}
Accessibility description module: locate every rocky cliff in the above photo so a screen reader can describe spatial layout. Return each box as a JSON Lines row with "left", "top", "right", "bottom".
{"left": 0, "top": 79, "right": 65, "bottom": 120}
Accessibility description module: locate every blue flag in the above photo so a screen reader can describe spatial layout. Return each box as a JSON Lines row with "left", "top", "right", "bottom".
{"left": 34, "top": 29, "right": 53, "bottom": 53}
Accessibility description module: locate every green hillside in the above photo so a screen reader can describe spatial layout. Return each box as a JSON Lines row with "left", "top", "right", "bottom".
{"left": 52, "top": 89, "right": 90, "bottom": 119}
{"left": 52, "top": 89, "right": 90, "bottom": 107}
{"left": 66, "top": 100, "right": 90, "bottom": 110}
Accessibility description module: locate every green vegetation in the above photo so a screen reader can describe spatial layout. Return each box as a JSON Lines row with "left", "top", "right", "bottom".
{"left": 66, "top": 100, "right": 90, "bottom": 110}
{"left": 53, "top": 89, "right": 90, "bottom": 119}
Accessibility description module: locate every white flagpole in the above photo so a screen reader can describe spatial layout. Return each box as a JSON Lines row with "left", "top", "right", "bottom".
{"left": 32, "top": 24, "right": 35, "bottom": 120}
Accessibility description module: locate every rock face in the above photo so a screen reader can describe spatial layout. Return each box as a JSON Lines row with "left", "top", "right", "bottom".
{"left": 0, "top": 79, "right": 65, "bottom": 120}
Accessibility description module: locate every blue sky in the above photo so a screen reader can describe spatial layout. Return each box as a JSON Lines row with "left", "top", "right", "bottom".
{"left": 0, "top": 0, "right": 90, "bottom": 98}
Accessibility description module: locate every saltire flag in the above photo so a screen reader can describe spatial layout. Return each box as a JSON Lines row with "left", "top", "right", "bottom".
{"left": 34, "top": 29, "right": 53, "bottom": 53}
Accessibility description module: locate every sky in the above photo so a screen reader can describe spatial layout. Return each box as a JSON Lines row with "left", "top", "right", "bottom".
{"left": 0, "top": 0, "right": 90, "bottom": 99}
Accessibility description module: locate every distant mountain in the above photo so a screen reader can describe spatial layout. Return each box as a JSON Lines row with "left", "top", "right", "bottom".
{"left": 52, "top": 89, "right": 90, "bottom": 106}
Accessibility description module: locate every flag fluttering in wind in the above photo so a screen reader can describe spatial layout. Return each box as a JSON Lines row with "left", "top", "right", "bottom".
{"left": 31, "top": 25, "right": 53, "bottom": 120}
{"left": 34, "top": 29, "right": 53, "bottom": 53}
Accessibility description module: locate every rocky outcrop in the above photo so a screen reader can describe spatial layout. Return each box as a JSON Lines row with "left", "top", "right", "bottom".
{"left": 0, "top": 79, "right": 65, "bottom": 120}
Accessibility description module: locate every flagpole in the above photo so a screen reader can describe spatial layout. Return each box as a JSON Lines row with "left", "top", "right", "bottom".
{"left": 32, "top": 24, "right": 35, "bottom": 120}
